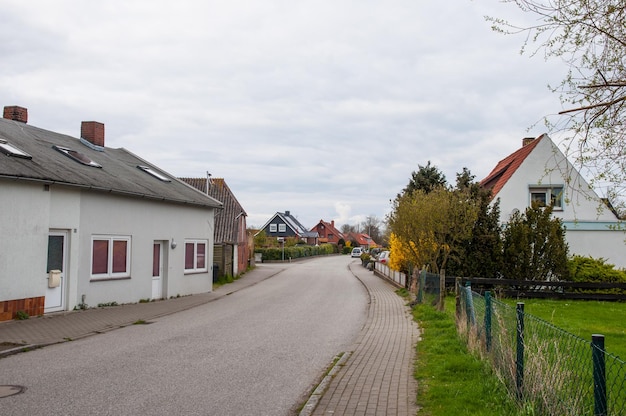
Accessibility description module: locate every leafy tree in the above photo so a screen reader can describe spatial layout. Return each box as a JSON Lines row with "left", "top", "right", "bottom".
{"left": 501, "top": 203, "right": 570, "bottom": 281}
{"left": 487, "top": 0, "right": 626, "bottom": 209}
{"left": 400, "top": 161, "right": 447, "bottom": 197}
{"left": 388, "top": 232, "right": 413, "bottom": 274}
{"left": 388, "top": 186, "right": 480, "bottom": 275}
{"left": 253, "top": 229, "right": 268, "bottom": 248}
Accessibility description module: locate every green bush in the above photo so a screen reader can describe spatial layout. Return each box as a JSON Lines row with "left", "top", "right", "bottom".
{"left": 567, "top": 255, "right": 626, "bottom": 283}
{"left": 254, "top": 243, "right": 334, "bottom": 261}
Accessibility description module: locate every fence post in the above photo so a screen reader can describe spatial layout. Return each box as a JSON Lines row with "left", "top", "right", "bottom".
{"left": 464, "top": 281, "right": 475, "bottom": 327}
{"left": 485, "top": 291, "right": 492, "bottom": 352}
{"left": 438, "top": 269, "right": 445, "bottom": 311}
{"left": 592, "top": 334, "right": 607, "bottom": 416}
{"left": 516, "top": 302, "right": 525, "bottom": 401}
{"left": 416, "top": 270, "right": 424, "bottom": 304}
{"left": 455, "top": 277, "right": 461, "bottom": 318}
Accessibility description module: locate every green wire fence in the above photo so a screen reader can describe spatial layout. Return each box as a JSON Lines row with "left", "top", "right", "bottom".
{"left": 454, "top": 283, "right": 626, "bottom": 415}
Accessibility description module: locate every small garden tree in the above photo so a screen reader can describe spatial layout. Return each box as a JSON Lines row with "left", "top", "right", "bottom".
{"left": 502, "top": 203, "right": 570, "bottom": 281}
{"left": 388, "top": 186, "right": 480, "bottom": 275}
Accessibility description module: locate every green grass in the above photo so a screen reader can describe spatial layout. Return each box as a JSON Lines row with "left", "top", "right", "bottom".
{"left": 412, "top": 297, "right": 529, "bottom": 415}
{"left": 503, "top": 298, "right": 626, "bottom": 359}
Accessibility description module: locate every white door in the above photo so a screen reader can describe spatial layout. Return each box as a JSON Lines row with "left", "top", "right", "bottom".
{"left": 45, "top": 231, "right": 67, "bottom": 312}
{"left": 152, "top": 242, "right": 163, "bottom": 299}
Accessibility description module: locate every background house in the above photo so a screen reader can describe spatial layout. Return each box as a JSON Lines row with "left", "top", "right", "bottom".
{"left": 256, "top": 210, "right": 319, "bottom": 245}
{"left": 480, "top": 134, "right": 626, "bottom": 268}
{"left": 345, "top": 232, "right": 378, "bottom": 250}
{"left": 0, "top": 105, "right": 221, "bottom": 321}
{"left": 180, "top": 177, "right": 250, "bottom": 279}
{"left": 310, "top": 220, "right": 344, "bottom": 246}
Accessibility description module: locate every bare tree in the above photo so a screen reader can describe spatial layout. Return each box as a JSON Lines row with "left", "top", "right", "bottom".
{"left": 488, "top": 0, "right": 626, "bottom": 208}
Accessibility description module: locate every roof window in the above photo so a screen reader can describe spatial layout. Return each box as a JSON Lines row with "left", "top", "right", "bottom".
{"left": 0, "top": 138, "right": 32, "bottom": 159}
{"left": 137, "top": 165, "right": 171, "bottom": 182}
{"left": 53, "top": 145, "right": 102, "bottom": 168}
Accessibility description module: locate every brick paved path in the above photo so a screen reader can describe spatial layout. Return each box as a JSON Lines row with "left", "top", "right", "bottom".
{"left": 308, "top": 263, "right": 419, "bottom": 415}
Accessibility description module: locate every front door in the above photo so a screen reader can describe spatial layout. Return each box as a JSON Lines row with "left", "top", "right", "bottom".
{"left": 152, "top": 242, "right": 163, "bottom": 299}
{"left": 45, "top": 231, "right": 67, "bottom": 312}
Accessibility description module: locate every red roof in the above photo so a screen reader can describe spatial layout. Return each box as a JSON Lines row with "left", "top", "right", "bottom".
{"left": 479, "top": 135, "right": 545, "bottom": 199}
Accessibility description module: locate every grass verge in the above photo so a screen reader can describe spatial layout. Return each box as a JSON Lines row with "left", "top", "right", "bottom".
{"left": 412, "top": 297, "right": 529, "bottom": 415}
{"left": 503, "top": 298, "right": 626, "bottom": 359}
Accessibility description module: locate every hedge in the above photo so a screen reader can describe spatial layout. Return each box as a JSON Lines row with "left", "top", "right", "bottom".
{"left": 255, "top": 243, "right": 334, "bottom": 261}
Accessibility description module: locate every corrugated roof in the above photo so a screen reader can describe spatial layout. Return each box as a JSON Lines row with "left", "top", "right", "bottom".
{"left": 0, "top": 117, "right": 222, "bottom": 208}
{"left": 179, "top": 177, "right": 247, "bottom": 243}
{"left": 479, "top": 134, "right": 545, "bottom": 199}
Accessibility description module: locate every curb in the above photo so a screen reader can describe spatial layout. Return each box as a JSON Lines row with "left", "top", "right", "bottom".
{"left": 298, "top": 351, "right": 352, "bottom": 416}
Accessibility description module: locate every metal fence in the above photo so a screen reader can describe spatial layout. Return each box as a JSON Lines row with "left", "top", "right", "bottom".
{"left": 457, "top": 283, "right": 626, "bottom": 415}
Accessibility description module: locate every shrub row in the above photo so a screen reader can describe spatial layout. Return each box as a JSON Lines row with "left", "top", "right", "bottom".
{"left": 255, "top": 243, "right": 334, "bottom": 261}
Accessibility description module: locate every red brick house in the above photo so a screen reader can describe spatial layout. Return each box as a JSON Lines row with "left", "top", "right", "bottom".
{"left": 310, "top": 220, "right": 344, "bottom": 246}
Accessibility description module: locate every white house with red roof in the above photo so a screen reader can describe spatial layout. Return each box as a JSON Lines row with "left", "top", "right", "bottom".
{"left": 480, "top": 134, "right": 626, "bottom": 268}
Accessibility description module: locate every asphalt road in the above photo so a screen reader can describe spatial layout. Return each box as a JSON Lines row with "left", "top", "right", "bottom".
{"left": 0, "top": 256, "right": 369, "bottom": 416}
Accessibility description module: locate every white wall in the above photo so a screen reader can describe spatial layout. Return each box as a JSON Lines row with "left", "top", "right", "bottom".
{"left": 0, "top": 180, "right": 50, "bottom": 301}
{"left": 0, "top": 179, "right": 215, "bottom": 309}
{"left": 75, "top": 192, "right": 214, "bottom": 307}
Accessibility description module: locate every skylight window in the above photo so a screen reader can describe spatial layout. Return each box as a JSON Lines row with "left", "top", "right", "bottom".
{"left": 53, "top": 145, "right": 102, "bottom": 168}
{"left": 137, "top": 165, "right": 171, "bottom": 182}
{"left": 0, "top": 138, "right": 32, "bottom": 159}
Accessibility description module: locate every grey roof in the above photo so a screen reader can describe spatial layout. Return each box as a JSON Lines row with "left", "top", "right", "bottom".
{"left": 279, "top": 212, "right": 318, "bottom": 238}
{"left": 0, "top": 118, "right": 222, "bottom": 208}
{"left": 257, "top": 211, "right": 318, "bottom": 238}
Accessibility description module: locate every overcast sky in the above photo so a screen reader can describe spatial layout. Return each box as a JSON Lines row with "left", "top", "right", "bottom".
{"left": 1, "top": 1, "right": 567, "bottom": 229}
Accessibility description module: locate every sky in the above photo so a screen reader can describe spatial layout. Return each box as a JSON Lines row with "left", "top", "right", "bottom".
{"left": 0, "top": 1, "right": 567, "bottom": 229}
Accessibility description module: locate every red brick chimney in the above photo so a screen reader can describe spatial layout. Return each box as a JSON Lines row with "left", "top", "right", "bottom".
{"left": 81, "top": 121, "right": 105, "bottom": 147}
{"left": 3, "top": 106, "right": 28, "bottom": 123}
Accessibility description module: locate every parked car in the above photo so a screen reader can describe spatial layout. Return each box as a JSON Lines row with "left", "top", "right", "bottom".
{"left": 377, "top": 250, "right": 390, "bottom": 265}
{"left": 351, "top": 247, "right": 363, "bottom": 258}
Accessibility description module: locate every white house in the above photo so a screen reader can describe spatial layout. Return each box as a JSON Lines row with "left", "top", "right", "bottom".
{"left": 480, "top": 134, "right": 626, "bottom": 268}
{"left": 0, "top": 106, "right": 222, "bottom": 321}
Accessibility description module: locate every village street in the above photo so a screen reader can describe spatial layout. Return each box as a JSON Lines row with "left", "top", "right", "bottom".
{"left": 0, "top": 256, "right": 369, "bottom": 416}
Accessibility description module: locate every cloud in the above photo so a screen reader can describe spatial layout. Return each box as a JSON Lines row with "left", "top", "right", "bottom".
{"left": 1, "top": 0, "right": 568, "bottom": 230}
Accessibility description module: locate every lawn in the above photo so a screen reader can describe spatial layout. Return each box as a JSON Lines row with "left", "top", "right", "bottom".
{"left": 503, "top": 298, "right": 626, "bottom": 359}
{"left": 411, "top": 294, "right": 528, "bottom": 415}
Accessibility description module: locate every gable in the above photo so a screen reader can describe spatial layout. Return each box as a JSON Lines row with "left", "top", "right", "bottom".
{"left": 480, "top": 134, "right": 618, "bottom": 222}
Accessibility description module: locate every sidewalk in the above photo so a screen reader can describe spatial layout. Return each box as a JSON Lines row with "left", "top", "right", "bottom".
{"left": 0, "top": 263, "right": 286, "bottom": 355}
{"left": 301, "top": 262, "right": 420, "bottom": 415}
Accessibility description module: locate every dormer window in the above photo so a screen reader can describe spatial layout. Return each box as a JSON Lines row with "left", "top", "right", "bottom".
{"left": 0, "top": 138, "right": 32, "bottom": 159}
{"left": 53, "top": 145, "right": 102, "bottom": 168}
{"left": 530, "top": 186, "right": 563, "bottom": 210}
{"left": 137, "top": 165, "right": 171, "bottom": 182}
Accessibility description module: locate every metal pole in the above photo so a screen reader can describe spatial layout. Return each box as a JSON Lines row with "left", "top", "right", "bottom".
{"left": 516, "top": 303, "right": 525, "bottom": 401}
{"left": 485, "top": 291, "right": 492, "bottom": 352}
{"left": 592, "top": 334, "right": 607, "bottom": 416}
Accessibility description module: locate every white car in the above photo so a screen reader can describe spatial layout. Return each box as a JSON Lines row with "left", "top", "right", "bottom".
{"left": 377, "top": 250, "right": 390, "bottom": 265}
{"left": 351, "top": 247, "right": 363, "bottom": 258}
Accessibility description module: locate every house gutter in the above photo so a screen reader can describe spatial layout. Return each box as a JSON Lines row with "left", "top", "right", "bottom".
{"left": 0, "top": 175, "right": 222, "bottom": 209}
